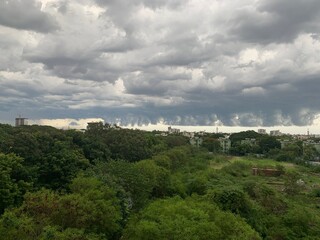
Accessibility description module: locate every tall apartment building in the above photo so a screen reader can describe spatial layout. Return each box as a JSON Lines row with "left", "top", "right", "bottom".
{"left": 15, "top": 117, "right": 28, "bottom": 127}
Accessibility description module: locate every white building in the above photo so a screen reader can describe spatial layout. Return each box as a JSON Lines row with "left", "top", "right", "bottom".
{"left": 190, "top": 137, "right": 203, "bottom": 147}
{"left": 270, "top": 130, "right": 281, "bottom": 136}
{"left": 280, "top": 140, "right": 291, "bottom": 149}
{"left": 258, "top": 129, "right": 266, "bottom": 134}
{"left": 168, "top": 126, "right": 180, "bottom": 134}
{"left": 303, "top": 140, "right": 320, "bottom": 152}
{"left": 182, "top": 131, "right": 195, "bottom": 138}
{"left": 219, "top": 137, "right": 231, "bottom": 153}
{"left": 240, "top": 138, "right": 257, "bottom": 146}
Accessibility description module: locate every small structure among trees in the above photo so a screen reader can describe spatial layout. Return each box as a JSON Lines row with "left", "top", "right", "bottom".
{"left": 252, "top": 167, "right": 284, "bottom": 177}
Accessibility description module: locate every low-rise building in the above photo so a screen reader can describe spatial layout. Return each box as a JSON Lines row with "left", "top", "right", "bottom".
{"left": 270, "top": 130, "right": 281, "bottom": 136}
{"left": 295, "top": 135, "right": 310, "bottom": 140}
{"left": 190, "top": 137, "right": 203, "bottom": 147}
{"left": 280, "top": 139, "right": 291, "bottom": 149}
{"left": 303, "top": 140, "right": 320, "bottom": 152}
{"left": 258, "top": 129, "right": 267, "bottom": 134}
{"left": 182, "top": 131, "right": 195, "bottom": 138}
{"left": 240, "top": 138, "right": 257, "bottom": 146}
{"left": 168, "top": 126, "right": 180, "bottom": 134}
{"left": 219, "top": 137, "right": 231, "bottom": 153}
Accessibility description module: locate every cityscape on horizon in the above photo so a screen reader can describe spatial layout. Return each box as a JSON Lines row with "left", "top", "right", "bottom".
{"left": 7, "top": 115, "right": 320, "bottom": 136}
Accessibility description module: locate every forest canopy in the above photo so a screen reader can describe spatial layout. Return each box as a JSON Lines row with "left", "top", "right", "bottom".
{"left": 0, "top": 123, "right": 320, "bottom": 239}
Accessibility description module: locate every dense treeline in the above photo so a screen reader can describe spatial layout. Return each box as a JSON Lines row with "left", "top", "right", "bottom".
{"left": 0, "top": 123, "right": 185, "bottom": 191}
{"left": 202, "top": 130, "right": 320, "bottom": 163}
{"left": 1, "top": 124, "right": 320, "bottom": 239}
{"left": 201, "top": 130, "right": 282, "bottom": 155}
{"left": 229, "top": 130, "right": 281, "bottom": 154}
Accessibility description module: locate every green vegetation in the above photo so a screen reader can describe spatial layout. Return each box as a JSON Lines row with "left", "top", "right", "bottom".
{"left": 1, "top": 123, "right": 320, "bottom": 239}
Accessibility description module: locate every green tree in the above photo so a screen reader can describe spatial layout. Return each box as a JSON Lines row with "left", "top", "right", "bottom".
{"left": 303, "top": 145, "right": 319, "bottom": 161}
{"left": 283, "top": 171, "right": 304, "bottom": 195}
{"left": 0, "top": 153, "right": 31, "bottom": 213}
{"left": 229, "top": 131, "right": 261, "bottom": 145}
{"left": 258, "top": 136, "right": 281, "bottom": 154}
{"left": 208, "top": 187, "right": 251, "bottom": 216}
{"left": 91, "top": 160, "right": 153, "bottom": 209}
{"left": 202, "top": 138, "right": 221, "bottom": 153}
{"left": 165, "top": 135, "right": 188, "bottom": 148}
{"left": 0, "top": 177, "right": 122, "bottom": 239}
{"left": 123, "top": 197, "right": 261, "bottom": 240}
{"left": 37, "top": 141, "right": 89, "bottom": 189}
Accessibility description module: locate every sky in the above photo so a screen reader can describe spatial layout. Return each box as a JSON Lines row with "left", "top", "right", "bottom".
{"left": 1, "top": 0, "right": 320, "bottom": 133}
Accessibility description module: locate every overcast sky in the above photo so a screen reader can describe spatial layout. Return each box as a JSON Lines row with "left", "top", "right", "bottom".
{"left": 1, "top": 0, "right": 320, "bottom": 131}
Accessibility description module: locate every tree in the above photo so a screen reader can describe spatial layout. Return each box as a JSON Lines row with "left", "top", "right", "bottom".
{"left": 283, "top": 171, "right": 304, "bottom": 195}
{"left": 258, "top": 136, "right": 281, "bottom": 154}
{"left": 37, "top": 141, "right": 89, "bottom": 189}
{"left": 229, "top": 131, "right": 261, "bottom": 145}
{"left": 0, "top": 153, "right": 31, "bottom": 213}
{"left": 283, "top": 143, "right": 303, "bottom": 158}
{"left": 123, "top": 197, "right": 261, "bottom": 240}
{"left": 165, "top": 135, "right": 188, "bottom": 148}
{"left": 208, "top": 187, "right": 251, "bottom": 216}
{"left": 230, "top": 143, "right": 255, "bottom": 156}
{"left": 202, "top": 138, "right": 221, "bottom": 153}
{"left": 303, "top": 145, "right": 319, "bottom": 161}
{"left": 0, "top": 177, "right": 122, "bottom": 239}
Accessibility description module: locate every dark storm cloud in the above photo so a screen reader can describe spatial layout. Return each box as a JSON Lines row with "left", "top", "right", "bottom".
{"left": 111, "top": 67, "right": 320, "bottom": 127}
{"left": 230, "top": 0, "right": 320, "bottom": 44}
{"left": 123, "top": 67, "right": 192, "bottom": 95}
{"left": 95, "top": 0, "right": 185, "bottom": 11}
{"left": 25, "top": 53, "right": 122, "bottom": 82}
{"left": 0, "top": 0, "right": 59, "bottom": 33}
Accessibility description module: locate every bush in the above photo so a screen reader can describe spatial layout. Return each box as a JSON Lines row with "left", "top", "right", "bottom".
{"left": 311, "top": 188, "right": 320, "bottom": 197}
{"left": 221, "top": 161, "right": 251, "bottom": 177}
{"left": 207, "top": 187, "right": 251, "bottom": 215}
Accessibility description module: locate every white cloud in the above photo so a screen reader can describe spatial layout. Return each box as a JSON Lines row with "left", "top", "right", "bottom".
{"left": 31, "top": 118, "right": 104, "bottom": 129}
{"left": 242, "top": 86, "right": 266, "bottom": 96}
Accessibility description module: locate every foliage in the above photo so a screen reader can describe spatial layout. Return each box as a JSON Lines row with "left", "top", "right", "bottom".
{"left": 283, "top": 171, "right": 305, "bottom": 195}
{"left": 0, "top": 153, "right": 32, "bottom": 213}
{"left": 243, "top": 181, "right": 287, "bottom": 215}
{"left": 202, "top": 137, "right": 221, "bottom": 153}
{"left": 164, "top": 135, "right": 188, "bottom": 148}
{"left": 88, "top": 159, "right": 172, "bottom": 209}
{"left": 0, "top": 176, "right": 122, "bottom": 239}
{"left": 221, "top": 161, "right": 252, "bottom": 177}
{"left": 207, "top": 187, "right": 252, "bottom": 215}
{"left": 229, "top": 131, "right": 280, "bottom": 155}
{"left": 230, "top": 143, "right": 259, "bottom": 156}
{"left": 1, "top": 123, "right": 320, "bottom": 239}
{"left": 37, "top": 141, "right": 90, "bottom": 189}
{"left": 122, "top": 196, "right": 261, "bottom": 240}
{"left": 229, "top": 131, "right": 260, "bottom": 144}
{"left": 258, "top": 136, "right": 281, "bottom": 153}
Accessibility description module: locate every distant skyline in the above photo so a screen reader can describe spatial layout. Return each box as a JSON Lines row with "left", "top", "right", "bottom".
{"left": 4, "top": 117, "right": 320, "bottom": 135}
{"left": 1, "top": 0, "right": 320, "bottom": 131}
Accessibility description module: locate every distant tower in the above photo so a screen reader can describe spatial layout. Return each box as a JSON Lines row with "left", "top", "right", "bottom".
{"left": 307, "top": 129, "right": 310, "bottom": 136}
{"left": 15, "top": 116, "right": 28, "bottom": 127}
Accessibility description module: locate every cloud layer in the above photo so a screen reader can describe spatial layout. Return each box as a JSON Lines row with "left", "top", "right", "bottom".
{"left": 1, "top": 0, "right": 320, "bottom": 127}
